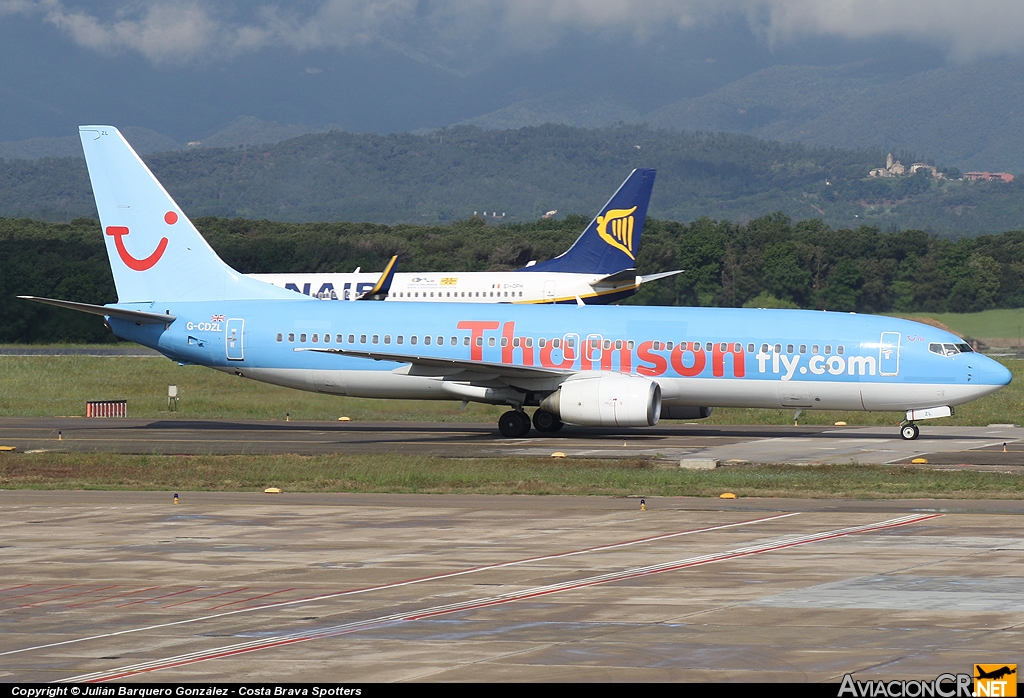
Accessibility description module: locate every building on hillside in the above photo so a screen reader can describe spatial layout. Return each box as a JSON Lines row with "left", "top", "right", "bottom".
{"left": 964, "top": 171, "right": 1014, "bottom": 182}
{"left": 870, "top": 153, "right": 907, "bottom": 178}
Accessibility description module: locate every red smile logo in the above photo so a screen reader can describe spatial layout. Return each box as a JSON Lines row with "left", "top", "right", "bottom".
{"left": 105, "top": 211, "right": 175, "bottom": 271}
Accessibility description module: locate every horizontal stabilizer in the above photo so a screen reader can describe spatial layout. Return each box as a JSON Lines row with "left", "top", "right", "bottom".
{"left": 637, "top": 269, "right": 684, "bottom": 284}
{"left": 592, "top": 268, "right": 638, "bottom": 286}
{"left": 18, "top": 296, "right": 176, "bottom": 324}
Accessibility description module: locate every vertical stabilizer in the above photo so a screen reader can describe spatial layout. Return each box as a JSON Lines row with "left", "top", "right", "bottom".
{"left": 518, "top": 168, "right": 656, "bottom": 275}
{"left": 79, "top": 126, "right": 300, "bottom": 303}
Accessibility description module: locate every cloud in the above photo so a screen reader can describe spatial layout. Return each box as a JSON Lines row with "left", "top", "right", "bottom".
{"left": 23, "top": 1, "right": 1024, "bottom": 66}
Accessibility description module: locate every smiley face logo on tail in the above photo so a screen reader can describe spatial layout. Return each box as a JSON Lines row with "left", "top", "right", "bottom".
{"left": 105, "top": 211, "right": 175, "bottom": 271}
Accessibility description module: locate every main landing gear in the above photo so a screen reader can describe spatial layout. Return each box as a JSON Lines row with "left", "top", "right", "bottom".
{"left": 900, "top": 423, "right": 920, "bottom": 440}
{"left": 498, "top": 409, "right": 564, "bottom": 437}
{"left": 498, "top": 410, "right": 532, "bottom": 438}
{"left": 532, "top": 410, "right": 564, "bottom": 433}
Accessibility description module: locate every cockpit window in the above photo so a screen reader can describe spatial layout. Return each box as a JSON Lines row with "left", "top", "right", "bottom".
{"left": 930, "top": 342, "right": 972, "bottom": 357}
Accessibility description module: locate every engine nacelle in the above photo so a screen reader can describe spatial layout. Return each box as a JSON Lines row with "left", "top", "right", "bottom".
{"left": 540, "top": 373, "right": 661, "bottom": 427}
{"left": 661, "top": 406, "right": 713, "bottom": 420}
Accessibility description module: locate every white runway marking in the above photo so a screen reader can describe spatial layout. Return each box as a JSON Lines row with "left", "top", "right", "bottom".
{"left": 61, "top": 513, "right": 940, "bottom": 683}
{"left": 2, "top": 513, "right": 796, "bottom": 660}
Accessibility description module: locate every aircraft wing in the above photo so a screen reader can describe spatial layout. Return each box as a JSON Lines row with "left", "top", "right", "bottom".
{"left": 295, "top": 347, "right": 570, "bottom": 381}
{"left": 18, "top": 296, "right": 176, "bottom": 324}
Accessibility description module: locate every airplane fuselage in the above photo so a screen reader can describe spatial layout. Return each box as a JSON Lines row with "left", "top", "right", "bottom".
{"left": 111, "top": 300, "right": 1009, "bottom": 413}
{"left": 248, "top": 271, "right": 640, "bottom": 305}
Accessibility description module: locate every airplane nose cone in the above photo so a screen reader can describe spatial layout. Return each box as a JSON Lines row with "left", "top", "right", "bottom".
{"left": 980, "top": 357, "right": 1012, "bottom": 386}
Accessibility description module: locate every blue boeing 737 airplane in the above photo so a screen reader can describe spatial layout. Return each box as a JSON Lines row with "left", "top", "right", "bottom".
{"left": 20, "top": 127, "right": 1012, "bottom": 439}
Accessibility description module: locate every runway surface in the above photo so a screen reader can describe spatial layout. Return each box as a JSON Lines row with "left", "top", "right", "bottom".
{"left": 0, "top": 491, "right": 1021, "bottom": 682}
{"left": 2, "top": 417, "right": 1024, "bottom": 466}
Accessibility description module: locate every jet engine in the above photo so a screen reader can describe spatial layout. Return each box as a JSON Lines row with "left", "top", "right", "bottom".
{"left": 540, "top": 373, "right": 661, "bottom": 427}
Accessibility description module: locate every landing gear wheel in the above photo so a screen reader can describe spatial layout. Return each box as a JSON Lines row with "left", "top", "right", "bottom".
{"left": 532, "top": 410, "right": 564, "bottom": 433}
{"left": 901, "top": 424, "right": 920, "bottom": 440}
{"left": 498, "top": 410, "right": 531, "bottom": 438}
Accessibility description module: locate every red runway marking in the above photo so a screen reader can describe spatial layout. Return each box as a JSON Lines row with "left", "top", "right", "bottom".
{"left": 67, "top": 587, "right": 161, "bottom": 609}
{"left": 0, "top": 584, "right": 33, "bottom": 594}
{"left": 2, "top": 584, "right": 78, "bottom": 601}
{"left": 208, "top": 588, "right": 296, "bottom": 611}
{"left": 19, "top": 585, "right": 119, "bottom": 608}
{"left": 64, "top": 513, "right": 941, "bottom": 683}
{"left": 163, "top": 587, "right": 250, "bottom": 609}
{"left": 3, "top": 513, "right": 799, "bottom": 661}
{"left": 115, "top": 586, "right": 203, "bottom": 608}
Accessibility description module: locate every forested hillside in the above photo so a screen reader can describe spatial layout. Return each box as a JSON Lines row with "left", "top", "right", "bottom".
{"left": 5, "top": 213, "right": 1024, "bottom": 344}
{"left": 2, "top": 125, "right": 1022, "bottom": 235}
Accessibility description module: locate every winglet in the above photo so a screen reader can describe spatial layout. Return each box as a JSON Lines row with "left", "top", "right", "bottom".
{"left": 357, "top": 255, "right": 399, "bottom": 300}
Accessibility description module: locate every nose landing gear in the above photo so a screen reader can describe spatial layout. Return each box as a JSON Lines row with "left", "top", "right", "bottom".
{"left": 900, "top": 423, "right": 920, "bottom": 440}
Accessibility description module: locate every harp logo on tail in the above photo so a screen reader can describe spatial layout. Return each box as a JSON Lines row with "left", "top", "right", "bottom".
{"left": 596, "top": 206, "right": 637, "bottom": 260}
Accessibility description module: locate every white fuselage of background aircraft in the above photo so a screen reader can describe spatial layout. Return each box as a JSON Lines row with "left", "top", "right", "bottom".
{"left": 248, "top": 270, "right": 659, "bottom": 304}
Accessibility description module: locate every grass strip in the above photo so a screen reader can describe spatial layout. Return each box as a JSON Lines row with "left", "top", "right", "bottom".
{"left": 1, "top": 452, "right": 1022, "bottom": 499}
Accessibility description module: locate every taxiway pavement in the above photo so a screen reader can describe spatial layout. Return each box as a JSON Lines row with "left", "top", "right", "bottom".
{"left": 2, "top": 417, "right": 1023, "bottom": 466}
{"left": 0, "top": 491, "right": 1021, "bottom": 682}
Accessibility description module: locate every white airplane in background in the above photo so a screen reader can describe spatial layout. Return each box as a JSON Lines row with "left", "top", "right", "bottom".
{"left": 249, "top": 169, "right": 682, "bottom": 304}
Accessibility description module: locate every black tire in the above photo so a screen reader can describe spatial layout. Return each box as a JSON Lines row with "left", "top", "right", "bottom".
{"left": 499, "top": 410, "right": 530, "bottom": 438}
{"left": 533, "top": 410, "right": 564, "bottom": 432}
{"left": 901, "top": 424, "right": 920, "bottom": 440}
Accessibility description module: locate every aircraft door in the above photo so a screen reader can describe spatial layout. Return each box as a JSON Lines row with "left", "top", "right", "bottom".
{"left": 226, "top": 318, "right": 245, "bottom": 361}
{"left": 879, "top": 332, "right": 900, "bottom": 376}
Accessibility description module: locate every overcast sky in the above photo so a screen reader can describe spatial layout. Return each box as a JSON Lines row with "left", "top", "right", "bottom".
{"left": 3, "top": 1, "right": 1024, "bottom": 140}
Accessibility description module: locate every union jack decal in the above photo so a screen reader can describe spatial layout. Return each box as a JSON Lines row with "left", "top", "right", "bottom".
{"left": 211, "top": 314, "right": 225, "bottom": 322}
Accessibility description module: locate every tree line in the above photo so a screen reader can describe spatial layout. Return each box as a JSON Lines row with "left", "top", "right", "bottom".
{"left": 3, "top": 213, "right": 1023, "bottom": 343}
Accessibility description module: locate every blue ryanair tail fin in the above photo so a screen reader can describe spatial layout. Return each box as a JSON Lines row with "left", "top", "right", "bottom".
{"left": 79, "top": 126, "right": 300, "bottom": 304}
{"left": 519, "top": 168, "right": 655, "bottom": 275}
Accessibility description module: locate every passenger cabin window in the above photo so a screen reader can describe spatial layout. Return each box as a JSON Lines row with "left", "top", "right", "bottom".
{"left": 411, "top": 336, "right": 417, "bottom": 345}
{"left": 799, "top": 344, "right": 806, "bottom": 354}
{"left": 360, "top": 334, "right": 367, "bottom": 344}
{"left": 824, "top": 345, "right": 832, "bottom": 355}
{"left": 348, "top": 335, "right": 355, "bottom": 344}
{"left": 288, "top": 333, "right": 295, "bottom": 342}
{"left": 747, "top": 343, "right": 755, "bottom": 353}
{"left": 372, "top": 335, "right": 379, "bottom": 344}
{"left": 774, "top": 344, "right": 781, "bottom": 354}
{"left": 276, "top": 333, "right": 283, "bottom": 342}
{"left": 837, "top": 345, "right": 845, "bottom": 355}
{"left": 786, "top": 344, "right": 794, "bottom": 354}
{"left": 812, "top": 344, "right": 819, "bottom": 354}
{"left": 336, "top": 334, "right": 343, "bottom": 343}
{"left": 312, "top": 334, "right": 318, "bottom": 343}
{"left": 323, "top": 334, "right": 330, "bottom": 344}
{"left": 300, "top": 333, "right": 307, "bottom": 343}
{"left": 397, "top": 335, "right": 404, "bottom": 344}
{"left": 384, "top": 335, "right": 391, "bottom": 344}
{"left": 424, "top": 336, "right": 431, "bottom": 345}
